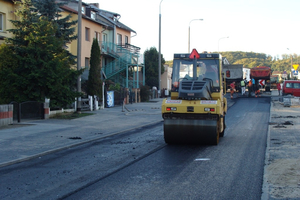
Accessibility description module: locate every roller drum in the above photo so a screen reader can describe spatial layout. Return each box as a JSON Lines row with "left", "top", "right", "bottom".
{"left": 164, "top": 118, "right": 219, "bottom": 145}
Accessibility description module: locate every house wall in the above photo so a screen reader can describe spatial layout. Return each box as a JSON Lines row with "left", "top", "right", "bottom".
{"left": 115, "top": 28, "right": 131, "bottom": 44}
{"left": 61, "top": 10, "right": 105, "bottom": 69}
{"left": 0, "top": 0, "right": 16, "bottom": 45}
{"left": 60, "top": 11, "right": 78, "bottom": 70}
{"left": 81, "top": 18, "right": 104, "bottom": 68}
{"left": 161, "top": 65, "right": 172, "bottom": 90}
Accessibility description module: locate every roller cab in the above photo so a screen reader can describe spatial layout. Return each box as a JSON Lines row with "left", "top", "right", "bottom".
{"left": 162, "top": 49, "right": 227, "bottom": 145}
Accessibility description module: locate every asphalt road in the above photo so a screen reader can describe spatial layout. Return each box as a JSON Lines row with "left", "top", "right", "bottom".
{"left": 65, "top": 98, "right": 270, "bottom": 200}
{"left": 0, "top": 98, "right": 270, "bottom": 200}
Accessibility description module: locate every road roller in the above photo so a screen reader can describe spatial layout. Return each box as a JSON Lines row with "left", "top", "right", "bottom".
{"left": 161, "top": 49, "right": 227, "bottom": 145}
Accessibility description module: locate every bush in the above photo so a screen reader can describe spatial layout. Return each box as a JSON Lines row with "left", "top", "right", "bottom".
{"left": 140, "top": 85, "right": 150, "bottom": 102}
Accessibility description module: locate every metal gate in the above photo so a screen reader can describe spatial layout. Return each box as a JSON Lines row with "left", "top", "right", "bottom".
{"left": 10, "top": 101, "right": 44, "bottom": 122}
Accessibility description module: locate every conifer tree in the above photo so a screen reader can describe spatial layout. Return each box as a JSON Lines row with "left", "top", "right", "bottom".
{"left": 144, "top": 47, "right": 165, "bottom": 87}
{"left": 0, "top": 0, "right": 81, "bottom": 108}
{"left": 87, "top": 38, "right": 102, "bottom": 97}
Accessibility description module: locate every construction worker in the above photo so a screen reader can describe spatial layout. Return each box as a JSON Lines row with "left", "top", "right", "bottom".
{"left": 276, "top": 81, "right": 281, "bottom": 96}
{"left": 241, "top": 78, "right": 246, "bottom": 95}
{"left": 230, "top": 81, "right": 236, "bottom": 99}
{"left": 248, "top": 79, "right": 252, "bottom": 97}
{"left": 255, "top": 88, "right": 261, "bottom": 97}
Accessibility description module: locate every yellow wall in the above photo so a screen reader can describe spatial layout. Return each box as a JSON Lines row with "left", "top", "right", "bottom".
{"left": 116, "top": 28, "right": 131, "bottom": 44}
{"left": 0, "top": 0, "right": 16, "bottom": 45}
{"left": 61, "top": 10, "right": 105, "bottom": 69}
{"left": 1, "top": 2, "right": 134, "bottom": 71}
{"left": 81, "top": 18, "right": 104, "bottom": 68}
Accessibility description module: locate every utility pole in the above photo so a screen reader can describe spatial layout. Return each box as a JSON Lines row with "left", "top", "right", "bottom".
{"left": 158, "top": 0, "right": 163, "bottom": 97}
{"left": 77, "top": 0, "right": 82, "bottom": 112}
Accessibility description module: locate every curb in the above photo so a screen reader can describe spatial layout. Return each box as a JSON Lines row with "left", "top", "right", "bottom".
{"left": 261, "top": 97, "right": 273, "bottom": 200}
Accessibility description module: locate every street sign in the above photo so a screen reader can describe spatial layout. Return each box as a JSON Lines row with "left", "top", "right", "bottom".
{"left": 189, "top": 49, "right": 200, "bottom": 59}
{"left": 293, "top": 64, "right": 299, "bottom": 70}
{"left": 259, "top": 79, "right": 265, "bottom": 86}
{"left": 293, "top": 70, "right": 298, "bottom": 76}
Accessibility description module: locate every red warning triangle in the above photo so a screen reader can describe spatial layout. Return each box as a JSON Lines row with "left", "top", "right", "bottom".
{"left": 189, "top": 49, "right": 200, "bottom": 59}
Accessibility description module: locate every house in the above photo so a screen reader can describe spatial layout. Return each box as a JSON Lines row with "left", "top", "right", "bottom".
{"left": 1, "top": 0, "right": 145, "bottom": 92}
{"left": 0, "top": 0, "right": 16, "bottom": 45}
{"left": 161, "top": 65, "right": 172, "bottom": 92}
{"left": 59, "top": 1, "right": 145, "bottom": 90}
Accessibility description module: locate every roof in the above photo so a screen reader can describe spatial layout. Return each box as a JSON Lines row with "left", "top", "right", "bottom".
{"left": 88, "top": 5, "right": 136, "bottom": 33}
{"left": 59, "top": 5, "right": 110, "bottom": 27}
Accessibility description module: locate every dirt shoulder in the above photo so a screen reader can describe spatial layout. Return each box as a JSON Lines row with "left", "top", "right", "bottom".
{"left": 264, "top": 100, "right": 300, "bottom": 199}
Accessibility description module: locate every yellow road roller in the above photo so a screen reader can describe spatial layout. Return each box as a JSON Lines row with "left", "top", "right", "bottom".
{"left": 161, "top": 49, "right": 227, "bottom": 145}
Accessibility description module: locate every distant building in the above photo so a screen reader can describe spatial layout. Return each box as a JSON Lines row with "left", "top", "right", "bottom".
{"left": 272, "top": 71, "right": 283, "bottom": 82}
{"left": 161, "top": 65, "right": 172, "bottom": 91}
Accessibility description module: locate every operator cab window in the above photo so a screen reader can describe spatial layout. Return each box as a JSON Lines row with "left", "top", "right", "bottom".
{"left": 172, "top": 59, "right": 220, "bottom": 92}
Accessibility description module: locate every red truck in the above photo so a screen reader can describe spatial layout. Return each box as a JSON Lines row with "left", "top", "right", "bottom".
{"left": 250, "top": 66, "right": 271, "bottom": 91}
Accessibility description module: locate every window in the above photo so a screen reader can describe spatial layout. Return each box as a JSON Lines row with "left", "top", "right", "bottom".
{"left": 125, "top": 36, "right": 128, "bottom": 44}
{"left": 81, "top": 6, "right": 85, "bottom": 14}
{"left": 102, "top": 33, "right": 107, "bottom": 42}
{"left": 294, "top": 83, "right": 300, "bottom": 88}
{"left": 172, "top": 59, "right": 220, "bottom": 92}
{"left": 0, "top": 13, "right": 3, "bottom": 31}
{"left": 94, "top": 31, "right": 100, "bottom": 42}
{"left": 85, "top": 57, "right": 90, "bottom": 68}
{"left": 91, "top": 11, "right": 96, "bottom": 20}
{"left": 117, "top": 34, "right": 122, "bottom": 45}
{"left": 286, "top": 83, "right": 292, "bottom": 88}
{"left": 85, "top": 27, "right": 90, "bottom": 41}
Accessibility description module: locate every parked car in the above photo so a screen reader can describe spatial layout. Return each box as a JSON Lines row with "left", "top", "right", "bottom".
{"left": 282, "top": 80, "right": 300, "bottom": 96}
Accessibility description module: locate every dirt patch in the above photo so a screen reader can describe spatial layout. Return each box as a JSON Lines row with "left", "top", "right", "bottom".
{"left": 267, "top": 159, "right": 300, "bottom": 199}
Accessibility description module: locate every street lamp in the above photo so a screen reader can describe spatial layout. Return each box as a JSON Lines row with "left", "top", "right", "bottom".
{"left": 287, "top": 48, "right": 293, "bottom": 78}
{"left": 77, "top": 0, "right": 82, "bottom": 112}
{"left": 158, "top": 0, "right": 163, "bottom": 97}
{"left": 188, "top": 19, "right": 203, "bottom": 53}
{"left": 218, "top": 36, "right": 229, "bottom": 52}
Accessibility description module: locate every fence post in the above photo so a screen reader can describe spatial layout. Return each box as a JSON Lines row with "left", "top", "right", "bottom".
{"left": 18, "top": 103, "right": 21, "bottom": 123}
{"left": 44, "top": 102, "right": 50, "bottom": 119}
{"left": 0, "top": 104, "right": 13, "bottom": 126}
{"left": 89, "top": 95, "right": 93, "bottom": 111}
{"left": 94, "top": 95, "right": 99, "bottom": 110}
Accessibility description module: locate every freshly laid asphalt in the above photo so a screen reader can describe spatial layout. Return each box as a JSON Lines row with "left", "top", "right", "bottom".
{"left": 0, "top": 90, "right": 299, "bottom": 199}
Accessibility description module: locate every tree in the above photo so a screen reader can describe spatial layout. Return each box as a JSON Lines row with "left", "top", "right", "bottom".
{"left": 0, "top": 0, "right": 81, "bottom": 108}
{"left": 0, "top": 44, "right": 18, "bottom": 104}
{"left": 144, "top": 47, "right": 165, "bottom": 87}
{"left": 31, "top": 0, "right": 77, "bottom": 63}
{"left": 87, "top": 38, "right": 102, "bottom": 97}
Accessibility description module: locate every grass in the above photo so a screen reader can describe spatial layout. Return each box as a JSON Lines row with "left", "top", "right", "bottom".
{"left": 50, "top": 112, "right": 94, "bottom": 119}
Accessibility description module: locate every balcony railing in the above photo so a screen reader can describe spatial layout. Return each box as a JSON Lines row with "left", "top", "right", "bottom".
{"left": 101, "top": 41, "right": 142, "bottom": 88}
{"left": 101, "top": 42, "right": 140, "bottom": 57}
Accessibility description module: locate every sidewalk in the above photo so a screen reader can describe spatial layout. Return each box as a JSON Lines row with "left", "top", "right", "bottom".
{"left": 0, "top": 99, "right": 163, "bottom": 167}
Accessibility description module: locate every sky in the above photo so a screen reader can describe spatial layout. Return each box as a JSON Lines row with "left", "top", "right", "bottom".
{"left": 83, "top": 0, "right": 300, "bottom": 61}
